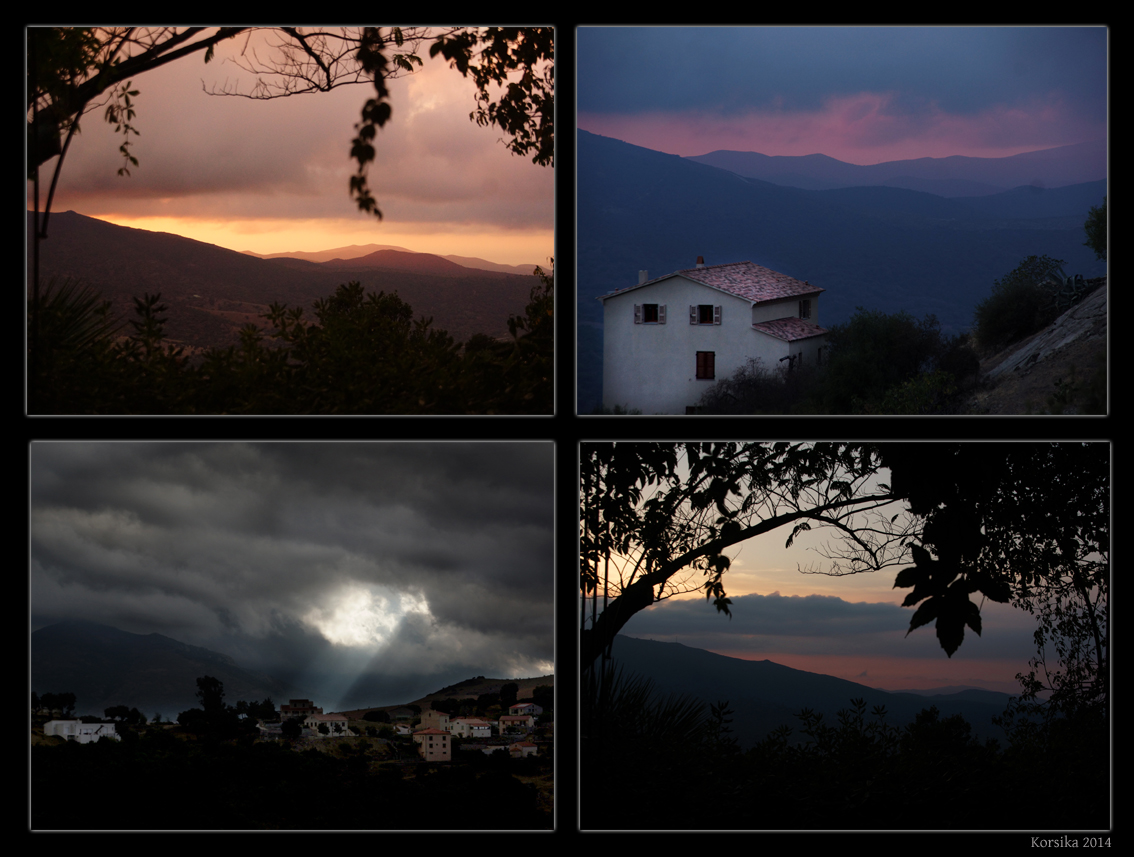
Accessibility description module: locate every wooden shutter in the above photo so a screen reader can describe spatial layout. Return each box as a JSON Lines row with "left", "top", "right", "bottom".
{"left": 634, "top": 304, "right": 641, "bottom": 324}
{"left": 658, "top": 304, "right": 667, "bottom": 324}
{"left": 690, "top": 305, "right": 698, "bottom": 324}
{"left": 714, "top": 305, "right": 721, "bottom": 324}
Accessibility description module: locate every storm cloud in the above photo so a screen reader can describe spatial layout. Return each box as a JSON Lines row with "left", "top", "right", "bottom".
{"left": 30, "top": 441, "right": 554, "bottom": 709}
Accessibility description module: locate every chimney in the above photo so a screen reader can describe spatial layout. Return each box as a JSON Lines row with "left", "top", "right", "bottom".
{"left": 639, "top": 270, "right": 648, "bottom": 284}
{"left": 696, "top": 256, "right": 705, "bottom": 268}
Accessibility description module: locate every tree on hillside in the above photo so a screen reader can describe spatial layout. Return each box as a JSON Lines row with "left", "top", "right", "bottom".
{"left": 1083, "top": 196, "right": 1106, "bottom": 260}
{"left": 971, "top": 255, "right": 1065, "bottom": 351}
{"left": 580, "top": 442, "right": 915, "bottom": 670}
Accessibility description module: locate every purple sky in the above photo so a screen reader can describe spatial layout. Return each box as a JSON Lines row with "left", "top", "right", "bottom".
{"left": 28, "top": 27, "right": 553, "bottom": 266}
{"left": 577, "top": 26, "right": 1107, "bottom": 164}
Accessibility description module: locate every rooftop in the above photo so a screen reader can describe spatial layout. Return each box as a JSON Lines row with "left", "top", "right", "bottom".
{"left": 599, "top": 260, "right": 824, "bottom": 305}
{"left": 752, "top": 317, "right": 829, "bottom": 342}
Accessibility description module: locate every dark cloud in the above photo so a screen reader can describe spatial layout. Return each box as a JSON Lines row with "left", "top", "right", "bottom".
{"left": 30, "top": 441, "right": 553, "bottom": 708}
{"left": 579, "top": 27, "right": 1106, "bottom": 122}
{"left": 625, "top": 590, "right": 1036, "bottom": 665}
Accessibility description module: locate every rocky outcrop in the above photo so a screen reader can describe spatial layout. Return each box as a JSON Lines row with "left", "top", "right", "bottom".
{"left": 985, "top": 278, "right": 1107, "bottom": 380}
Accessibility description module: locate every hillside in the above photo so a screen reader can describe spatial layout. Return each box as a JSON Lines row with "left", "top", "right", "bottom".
{"left": 603, "top": 635, "right": 1015, "bottom": 749}
{"left": 28, "top": 211, "right": 541, "bottom": 351}
{"left": 31, "top": 620, "right": 305, "bottom": 717}
{"left": 964, "top": 279, "right": 1107, "bottom": 414}
{"left": 577, "top": 129, "right": 1106, "bottom": 412}
{"left": 339, "top": 674, "right": 554, "bottom": 720}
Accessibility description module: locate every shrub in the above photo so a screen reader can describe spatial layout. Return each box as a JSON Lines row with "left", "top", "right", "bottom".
{"left": 807, "top": 308, "right": 975, "bottom": 413}
{"left": 972, "top": 255, "right": 1064, "bottom": 351}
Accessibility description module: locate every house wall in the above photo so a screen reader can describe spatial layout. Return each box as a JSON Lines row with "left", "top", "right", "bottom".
{"left": 603, "top": 276, "right": 808, "bottom": 414}
{"left": 751, "top": 294, "right": 820, "bottom": 325}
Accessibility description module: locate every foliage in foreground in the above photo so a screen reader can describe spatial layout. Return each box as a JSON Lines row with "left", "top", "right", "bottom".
{"left": 971, "top": 255, "right": 1068, "bottom": 352}
{"left": 28, "top": 267, "right": 553, "bottom": 414}
{"left": 583, "top": 678, "right": 1108, "bottom": 831}
{"left": 696, "top": 308, "right": 979, "bottom": 415}
{"left": 32, "top": 728, "right": 549, "bottom": 830}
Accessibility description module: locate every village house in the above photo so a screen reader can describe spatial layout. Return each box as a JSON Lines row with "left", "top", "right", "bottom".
{"left": 420, "top": 709, "right": 450, "bottom": 732}
{"left": 280, "top": 699, "right": 322, "bottom": 718}
{"left": 412, "top": 727, "right": 452, "bottom": 762}
{"left": 599, "top": 257, "right": 829, "bottom": 414}
{"left": 498, "top": 714, "right": 534, "bottom": 733}
{"left": 508, "top": 702, "right": 543, "bottom": 716}
{"left": 509, "top": 740, "right": 538, "bottom": 759}
{"left": 449, "top": 717, "right": 492, "bottom": 738}
{"left": 305, "top": 712, "right": 350, "bottom": 736}
{"left": 43, "top": 719, "right": 120, "bottom": 744}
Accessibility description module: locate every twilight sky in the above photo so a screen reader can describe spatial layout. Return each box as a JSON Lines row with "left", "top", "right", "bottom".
{"left": 584, "top": 443, "right": 1050, "bottom": 696}
{"left": 30, "top": 442, "right": 554, "bottom": 710}
{"left": 27, "top": 27, "right": 554, "bottom": 266}
{"left": 577, "top": 26, "right": 1108, "bottom": 164}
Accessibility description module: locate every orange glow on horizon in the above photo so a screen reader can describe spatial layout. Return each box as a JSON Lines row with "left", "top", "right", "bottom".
{"left": 77, "top": 213, "right": 553, "bottom": 269}
{"left": 706, "top": 649, "right": 1023, "bottom": 694}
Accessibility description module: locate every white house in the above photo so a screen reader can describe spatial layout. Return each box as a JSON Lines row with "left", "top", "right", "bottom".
{"left": 43, "top": 720, "right": 120, "bottom": 744}
{"left": 508, "top": 741, "right": 539, "bottom": 759}
{"left": 508, "top": 702, "right": 543, "bottom": 716}
{"left": 599, "top": 258, "right": 829, "bottom": 414}
{"left": 305, "top": 712, "right": 350, "bottom": 736}
{"left": 449, "top": 717, "right": 493, "bottom": 738}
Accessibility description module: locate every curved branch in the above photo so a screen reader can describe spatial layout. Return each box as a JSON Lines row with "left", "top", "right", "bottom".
{"left": 582, "top": 491, "right": 899, "bottom": 667}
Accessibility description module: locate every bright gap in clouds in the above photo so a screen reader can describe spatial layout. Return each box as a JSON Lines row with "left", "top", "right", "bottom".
{"left": 304, "top": 582, "right": 431, "bottom": 649}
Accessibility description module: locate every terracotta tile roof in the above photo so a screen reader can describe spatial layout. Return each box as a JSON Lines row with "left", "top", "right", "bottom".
{"left": 599, "top": 261, "right": 824, "bottom": 304}
{"left": 752, "top": 317, "right": 829, "bottom": 342}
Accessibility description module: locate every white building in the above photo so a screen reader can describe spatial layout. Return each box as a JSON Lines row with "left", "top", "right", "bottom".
{"left": 449, "top": 717, "right": 492, "bottom": 738}
{"left": 599, "top": 258, "right": 829, "bottom": 414}
{"left": 305, "top": 712, "right": 350, "bottom": 736}
{"left": 43, "top": 720, "right": 120, "bottom": 744}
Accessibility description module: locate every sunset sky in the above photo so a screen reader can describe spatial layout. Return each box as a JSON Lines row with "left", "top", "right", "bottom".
{"left": 577, "top": 26, "right": 1107, "bottom": 165}
{"left": 582, "top": 442, "right": 1093, "bottom": 696}
{"left": 27, "top": 27, "right": 554, "bottom": 267}
{"left": 31, "top": 442, "right": 554, "bottom": 711}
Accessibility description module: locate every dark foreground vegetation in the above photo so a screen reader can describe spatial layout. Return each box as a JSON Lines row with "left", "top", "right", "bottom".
{"left": 33, "top": 729, "right": 550, "bottom": 829}
{"left": 582, "top": 667, "right": 1108, "bottom": 831}
{"left": 28, "top": 265, "right": 552, "bottom": 414}
{"left": 694, "top": 249, "right": 1104, "bottom": 415}
{"left": 32, "top": 676, "right": 552, "bottom": 830}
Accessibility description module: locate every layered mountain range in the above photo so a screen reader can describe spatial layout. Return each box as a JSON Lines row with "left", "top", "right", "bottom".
{"left": 28, "top": 211, "right": 545, "bottom": 353}
{"left": 577, "top": 129, "right": 1107, "bottom": 411}
{"left": 602, "top": 635, "right": 1018, "bottom": 749}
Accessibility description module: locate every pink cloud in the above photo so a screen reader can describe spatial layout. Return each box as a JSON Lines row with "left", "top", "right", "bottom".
{"left": 579, "top": 89, "right": 1100, "bottom": 164}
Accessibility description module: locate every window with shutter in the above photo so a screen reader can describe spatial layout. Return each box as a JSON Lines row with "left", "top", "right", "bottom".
{"left": 799, "top": 299, "right": 811, "bottom": 319}
{"left": 696, "top": 351, "right": 715, "bottom": 379}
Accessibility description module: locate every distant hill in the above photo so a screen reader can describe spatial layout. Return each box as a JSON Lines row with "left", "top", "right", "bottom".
{"left": 687, "top": 139, "right": 1106, "bottom": 196}
{"left": 602, "top": 636, "right": 1017, "bottom": 749}
{"left": 321, "top": 248, "right": 471, "bottom": 277}
{"left": 28, "top": 211, "right": 542, "bottom": 352}
{"left": 577, "top": 129, "right": 1107, "bottom": 412}
{"left": 243, "top": 244, "right": 542, "bottom": 276}
{"left": 338, "top": 674, "right": 554, "bottom": 719}
{"left": 31, "top": 620, "right": 308, "bottom": 718}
